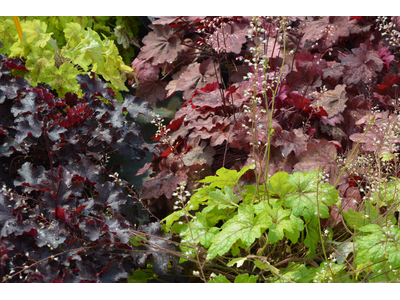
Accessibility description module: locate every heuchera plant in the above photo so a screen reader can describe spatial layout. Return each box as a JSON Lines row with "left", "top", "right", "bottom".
{"left": 0, "top": 54, "right": 180, "bottom": 282}
{"left": 131, "top": 16, "right": 400, "bottom": 220}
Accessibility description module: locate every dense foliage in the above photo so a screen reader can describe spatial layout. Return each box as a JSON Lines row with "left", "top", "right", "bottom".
{"left": 0, "top": 53, "right": 181, "bottom": 282}
{"left": 2, "top": 15, "right": 400, "bottom": 283}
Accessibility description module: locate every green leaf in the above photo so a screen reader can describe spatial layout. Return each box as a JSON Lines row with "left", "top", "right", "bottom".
{"left": 268, "top": 171, "right": 295, "bottom": 199}
{"left": 208, "top": 186, "right": 239, "bottom": 209}
{"left": 273, "top": 264, "right": 315, "bottom": 283}
{"left": 0, "top": 17, "right": 19, "bottom": 54}
{"left": 22, "top": 19, "right": 52, "bottom": 48}
{"left": 26, "top": 47, "right": 55, "bottom": 85}
{"left": 43, "top": 62, "right": 80, "bottom": 96}
{"left": 181, "top": 208, "right": 220, "bottom": 249}
{"left": 241, "top": 184, "right": 271, "bottom": 205}
{"left": 285, "top": 170, "right": 338, "bottom": 220}
{"left": 342, "top": 201, "right": 396, "bottom": 230}
{"left": 127, "top": 270, "right": 155, "bottom": 283}
{"left": 250, "top": 256, "right": 280, "bottom": 274}
{"left": 304, "top": 217, "right": 320, "bottom": 256}
{"left": 97, "top": 39, "right": 130, "bottom": 92}
{"left": 129, "top": 234, "right": 147, "bottom": 246}
{"left": 356, "top": 224, "right": 400, "bottom": 269}
{"left": 207, "top": 203, "right": 271, "bottom": 260}
{"left": 209, "top": 274, "right": 231, "bottom": 283}
{"left": 227, "top": 257, "right": 247, "bottom": 268}
{"left": 268, "top": 204, "right": 304, "bottom": 244}
{"left": 234, "top": 274, "right": 258, "bottom": 283}
{"left": 64, "top": 22, "right": 85, "bottom": 48}
{"left": 200, "top": 165, "right": 253, "bottom": 189}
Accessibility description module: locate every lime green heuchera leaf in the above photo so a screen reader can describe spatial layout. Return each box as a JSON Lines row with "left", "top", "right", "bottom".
{"left": 267, "top": 204, "right": 304, "bottom": 244}
{"left": 43, "top": 62, "right": 80, "bottom": 96}
{"left": 356, "top": 224, "right": 400, "bottom": 269}
{"left": 268, "top": 171, "right": 295, "bottom": 199}
{"left": 234, "top": 274, "right": 258, "bottom": 283}
{"left": 273, "top": 264, "right": 316, "bottom": 283}
{"left": 207, "top": 186, "right": 239, "bottom": 209}
{"left": 180, "top": 208, "right": 221, "bottom": 249}
{"left": 21, "top": 19, "right": 52, "bottom": 48}
{"left": 285, "top": 170, "right": 338, "bottom": 220}
{"left": 26, "top": 48, "right": 55, "bottom": 85}
{"left": 162, "top": 185, "right": 216, "bottom": 231}
{"left": 254, "top": 201, "right": 304, "bottom": 244}
{"left": 0, "top": 17, "right": 19, "bottom": 54}
{"left": 98, "top": 39, "right": 130, "bottom": 92}
{"left": 207, "top": 203, "right": 271, "bottom": 260}
{"left": 64, "top": 22, "right": 85, "bottom": 49}
{"left": 342, "top": 201, "right": 396, "bottom": 230}
{"left": 200, "top": 165, "right": 254, "bottom": 189}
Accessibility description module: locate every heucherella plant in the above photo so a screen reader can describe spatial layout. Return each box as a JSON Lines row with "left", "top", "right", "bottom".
{"left": 1, "top": 16, "right": 140, "bottom": 100}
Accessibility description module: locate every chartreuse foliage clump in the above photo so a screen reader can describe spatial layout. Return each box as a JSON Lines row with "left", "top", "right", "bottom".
{"left": 149, "top": 163, "right": 400, "bottom": 283}
{"left": 0, "top": 16, "right": 140, "bottom": 99}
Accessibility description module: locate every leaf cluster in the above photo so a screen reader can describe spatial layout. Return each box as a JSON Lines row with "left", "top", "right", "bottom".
{"left": 0, "top": 54, "right": 178, "bottom": 282}
{"left": 0, "top": 16, "right": 141, "bottom": 99}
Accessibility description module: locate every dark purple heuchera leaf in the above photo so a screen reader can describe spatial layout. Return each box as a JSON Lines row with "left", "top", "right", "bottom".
{"left": 0, "top": 77, "right": 30, "bottom": 104}
{"left": 104, "top": 217, "right": 131, "bottom": 244}
{"left": 112, "top": 122, "right": 147, "bottom": 160}
{"left": 35, "top": 226, "right": 67, "bottom": 248}
{"left": 14, "top": 114, "right": 42, "bottom": 143}
{"left": 11, "top": 91, "right": 39, "bottom": 116}
{"left": 3, "top": 57, "right": 29, "bottom": 72}
{"left": 341, "top": 42, "right": 383, "bottom": 85}
{"left": 0, "top": 55, "right": 151, "bottom": 283}
{"left": 47, "top": 124, "right": 68, "bottom": 142}
{"left": 14, "top": 162, "right": 49, "bottom": 193}
{"left": 1, "top": 217, "right": 36, "bottom": 237}
{"left": 33, "top": 86, "right": 56, "bottom": 108}
{"left": 79, "top": 219, "right": 101, "bottom": 241}
{"left": 138, "top": 24, "right": 183, "bottom": 66}
{"left": 139, "top": 222, "right": 181, "bottom": 277}
{"left": 98, "top": 259, "right": 128, "bottom": 283}
{"left": 0, "top": 191, "right": 14, "bottom": 229}
{"left": 76, "top": 72, "right": 115, "bottom": 101}
{"left": 65, "top": 154, "right": 103, "bottom": 184}
{"left": 122, "top": 94, "right": 153, "bottom": 119}
{"left": 93, "top": 181, "right": 127, "bottom": 213}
